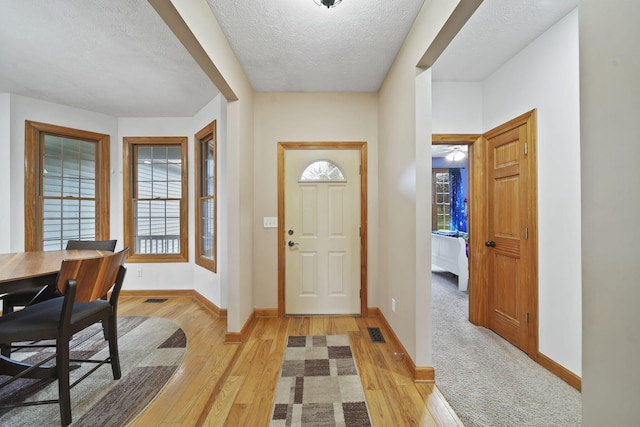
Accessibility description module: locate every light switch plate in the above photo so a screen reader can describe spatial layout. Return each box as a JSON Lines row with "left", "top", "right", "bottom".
{"left": 263, "top": 217, "right": 278, "bottom": 228}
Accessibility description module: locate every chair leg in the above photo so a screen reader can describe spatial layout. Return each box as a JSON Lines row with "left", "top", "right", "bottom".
{"left": 57, "top": 339, "right": 72, "bottom": 426}
{"left": 106, "top": 315, "right": 121, "bottom": 379}
{"left": 3, "top": 301, "right": 15, "bottom": 315}
{"left": 1, "top": 343, "right": 11, "bottom": 357}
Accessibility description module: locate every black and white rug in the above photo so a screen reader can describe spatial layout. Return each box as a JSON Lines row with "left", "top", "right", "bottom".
{"left": 270, "top": 335, "right": 372, "bottom": 427}
{"left": 0, "top": 316, "right": 186, "bottom": 426}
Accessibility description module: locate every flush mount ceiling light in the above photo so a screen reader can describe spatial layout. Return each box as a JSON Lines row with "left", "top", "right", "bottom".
{"left": 445, "top": 146, "right": 467, "bottom": 162}
{"left": 314, "top": 0, "right": 342, "bottom": 8}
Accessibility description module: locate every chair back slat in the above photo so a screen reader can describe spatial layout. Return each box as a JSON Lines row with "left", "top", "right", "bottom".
{"left": 56, "top": 249, "right": 128, "bottom": 303}
{"left": 65, "top": 239, "right": 117, "bottom": 251}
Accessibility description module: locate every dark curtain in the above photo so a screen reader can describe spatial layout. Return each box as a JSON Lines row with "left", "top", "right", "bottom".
{"left": 449, "top": 168, "right": 467, "bottom": 232}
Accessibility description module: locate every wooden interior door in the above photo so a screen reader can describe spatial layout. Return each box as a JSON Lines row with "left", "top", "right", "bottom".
{"left": 485, "top": 111, "right": 537, "bottom": 354}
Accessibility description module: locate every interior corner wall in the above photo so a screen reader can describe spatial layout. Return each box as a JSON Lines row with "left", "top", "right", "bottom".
{"left": 580, "top": 1, "right": 640, "bottom": 425}
{"left": 169, "top": 0, "right": 256, "bottom": 333}
{"left": 483, "top": 9, "right": 581, "bottom": 376}
{"left": 377, "top": 0, "right": 460, "bottom": 365}
{"left": 191, "top": 94, "right": 224, "bottom": 306}
{"left": 0, "top": 94, "right": 11, "bottom": 254}
{"left": 251, "top": 92, "right": 379, "bottom": 310}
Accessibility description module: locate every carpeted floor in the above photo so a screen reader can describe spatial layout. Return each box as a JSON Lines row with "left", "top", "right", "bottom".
{"left": 432, "top": 269, "right": 582, "bottom": 427}
{"left": 0, "top": 315, "right": 186, "bottom": 426}
{"left": 270, "top": 335, "right": 372, "bottom": 427}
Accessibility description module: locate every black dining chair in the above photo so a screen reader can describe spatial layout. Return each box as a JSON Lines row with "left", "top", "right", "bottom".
{"left": 0, "top": 248, "right": 128, "bottom": 426}
{"left": 0, "top": 239, "right": 117, "bottom": 315}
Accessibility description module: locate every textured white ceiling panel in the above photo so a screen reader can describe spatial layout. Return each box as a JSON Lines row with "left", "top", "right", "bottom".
{"left": 0, "top": 0, "right": 579, "bottom": 117}
{"left": 0, "top": 0, "right": 218, "bottom": 117}
{"left": 432, "top": 0, "right": 578, "bottom": 81}
{"left": 206, "top": 0, "right": 425, "bottom": 92}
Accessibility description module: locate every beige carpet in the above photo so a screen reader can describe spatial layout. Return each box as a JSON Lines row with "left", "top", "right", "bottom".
{"left": 0, "top": 316, "right": 186, "bottom": 426}
{"left": 270, "top": 335, "right": 372, "bottom": 427}
{"left": 432, "top": 270, "right": 581, "bottom": 427}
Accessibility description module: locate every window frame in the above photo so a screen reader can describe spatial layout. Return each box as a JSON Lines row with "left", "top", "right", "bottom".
{"left": 123, "top": 136, "right": 188, "bottom": 263}
{"left": 24, "top": 121, "right": 110, "bottom": 251}
{"left": 194, "top": 121, "right": 217, "bottom": 272}
{"left": 432, "top": 168, "right": 451, "bottom": 231}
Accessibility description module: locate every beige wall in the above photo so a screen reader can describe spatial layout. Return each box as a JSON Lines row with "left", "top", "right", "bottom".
{"left": 252, "top": 92, "right": 379, "bottom": 309}
{"left": 580, "top": 0, "right": 640, "bottom": 424}
{"left": 377, "top": 0, "right": 460, "bottom": 365}
{"left": 168, "top": 0, "right": 255, "bottom": 332}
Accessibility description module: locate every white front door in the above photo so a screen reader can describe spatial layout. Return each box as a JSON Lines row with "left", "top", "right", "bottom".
{"left": 284, "top": 149, "right": 361, "bottom": 315}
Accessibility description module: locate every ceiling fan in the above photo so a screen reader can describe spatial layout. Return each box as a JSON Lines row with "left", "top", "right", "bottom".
{"left": 432, "top": 145, "right": 468, "bottom": 160}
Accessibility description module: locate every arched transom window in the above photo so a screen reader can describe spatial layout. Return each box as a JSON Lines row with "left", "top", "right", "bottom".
{"left": 299, "top": 160, "right": 346, "bottom": 182}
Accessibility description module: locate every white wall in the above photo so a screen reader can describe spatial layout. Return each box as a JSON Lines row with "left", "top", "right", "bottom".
{"left": 155, "top": 0, "right": 256, "bottom": 332}
{"left": 484, "top": 9, "right": 582, "bottom": 376}
{"left": 0, "top": 94, "right": 10, "bottom": 253}
{"left": 252, "top": 92, "right": 379, "bottom": 309}
{"left": 580, "top": 0, "right": 640, "bottom": 425}
{"left": 4, "top": 95, "right": 119, "bottom": 253}
{"left": 191, "top": 95, "right": 224, "bottom": 305}
{"left": 378, "top": 0, "right": 460, "bottom": 365}
{"left": 432, "top": 82, "right": 483, "bottom": 134}
{"left": 433, "top": 9, "right": 582, "bottom": 376}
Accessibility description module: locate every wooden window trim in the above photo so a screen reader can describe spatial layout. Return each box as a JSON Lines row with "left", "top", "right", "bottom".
{"left": 24, "top": 121, "right": 110, "bottom": 251}
{"left": 194, "top": 121, "right": 217, "bottom": 272}
{"left": 123, "top": 136, "right": 188, "bottom": 263}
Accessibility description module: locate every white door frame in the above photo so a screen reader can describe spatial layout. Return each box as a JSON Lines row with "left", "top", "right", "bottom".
{"left": 278, "top": 141, "right": 368, "bottom": 317}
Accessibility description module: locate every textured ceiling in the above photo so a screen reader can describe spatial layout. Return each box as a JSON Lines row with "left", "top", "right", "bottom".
{"left": 0, "top": 0, "right": 217, "bottom": 117}
{"left": 0, "top": 0, "right": 578, "bottom": 117}
{"left": 205, "top": 0, "right": 425, "bottom": 92}
{"left": 432, "top": 0, "right": 578, "bottom": 81}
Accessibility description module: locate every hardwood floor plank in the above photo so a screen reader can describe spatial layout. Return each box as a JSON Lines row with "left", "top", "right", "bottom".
{"left": 118, "top": 297, "right": 461, "bottom": 426}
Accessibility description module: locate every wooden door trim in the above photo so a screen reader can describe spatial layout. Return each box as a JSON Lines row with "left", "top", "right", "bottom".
{"left": 432, "top": 134, "right": 485, "bottom": 326}
{"left": 277, "top": 142, "right": 368, "bottom": 318}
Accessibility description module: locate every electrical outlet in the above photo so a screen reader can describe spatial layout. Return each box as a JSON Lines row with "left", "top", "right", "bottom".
{"left": 391, "top": 298, "right": 396, "bottom": 313}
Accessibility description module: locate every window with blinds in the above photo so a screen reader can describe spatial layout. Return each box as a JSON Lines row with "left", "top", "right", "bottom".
{"left": 24, "top": 121, "right": 110, "bottom": 251}
{"left": 195, "top": 121, "right": 216, "bottom": 272}
{"left": 123, "top": 137, "right": 188, "bottom": 262}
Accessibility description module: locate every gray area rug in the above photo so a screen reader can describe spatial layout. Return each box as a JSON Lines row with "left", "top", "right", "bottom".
{"left": 0, "top": 315, "right": 186, "bottom": 426}
{"left": 270, "top": 335, "right": 372, "bottom": 427}
{"left": 432, "top": 270, "right": 582, "bottom": 427}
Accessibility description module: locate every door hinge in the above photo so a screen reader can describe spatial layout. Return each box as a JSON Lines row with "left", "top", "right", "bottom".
{"left": 525, "top": 312, "right": 530, "bottom": 324}
{"left": 525, "top": 227, "right": 528, "bottom": 239}
{"left": 359, "top": 289, "right": 362, "bottom": 299}
{"left": 524, "top": 142, "right": 528, "bottom": 155}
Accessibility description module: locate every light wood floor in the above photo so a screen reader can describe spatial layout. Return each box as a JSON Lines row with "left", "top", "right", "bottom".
{"left": 118, "top": 295, "right": 463, "bottom": 427}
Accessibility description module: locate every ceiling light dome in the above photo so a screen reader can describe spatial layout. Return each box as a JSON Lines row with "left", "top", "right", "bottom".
{"left": 314, "top": 0, "right": 342, "bottom": 8}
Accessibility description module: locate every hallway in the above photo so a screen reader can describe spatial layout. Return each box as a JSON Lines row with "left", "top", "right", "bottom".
{"left": 431, "top": 270, "right": 581, "bottom": 426}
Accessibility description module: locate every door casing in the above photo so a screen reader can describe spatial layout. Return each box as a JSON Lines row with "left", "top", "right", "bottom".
{"left": 433, "top": 109, "right": 539, "bottom": 358}
{"left": 277, "top": 141, "right": 368, "bottom": 317}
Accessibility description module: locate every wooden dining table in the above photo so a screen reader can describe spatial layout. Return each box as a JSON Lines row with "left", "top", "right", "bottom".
{"left": 0, "top": 249, "right": 111, "bottom": 378}
{"left": 0, "top": 249, "right": 110, "bottom": 294}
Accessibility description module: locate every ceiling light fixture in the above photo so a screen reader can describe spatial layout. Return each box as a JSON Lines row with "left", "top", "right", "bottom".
{"left": 446, "top": 148, "right": 466, "bottom": 162}
{"left": 314, "top": 0, "right": 342, "bottom": 8}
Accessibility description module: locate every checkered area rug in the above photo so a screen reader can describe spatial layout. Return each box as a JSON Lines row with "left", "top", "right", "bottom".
{"left": 270, "top": 335, "right": 372, "bottom": 427}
